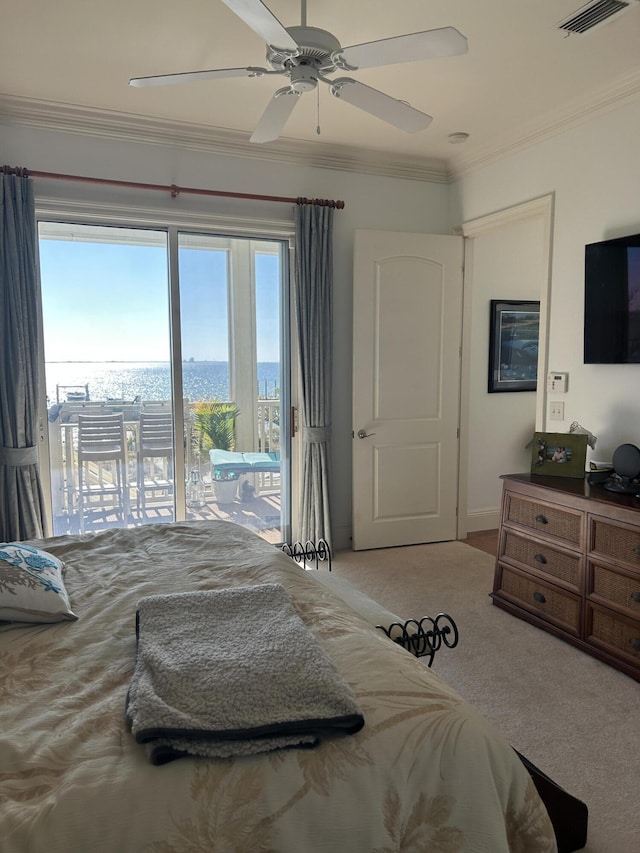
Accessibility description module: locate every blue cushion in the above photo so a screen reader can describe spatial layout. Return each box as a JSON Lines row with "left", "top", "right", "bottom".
{"left": 209, "top": 450, "right": 280, "bottom": 474}
{"left": 209, "top": 450, "right": 252, "bottom": 473}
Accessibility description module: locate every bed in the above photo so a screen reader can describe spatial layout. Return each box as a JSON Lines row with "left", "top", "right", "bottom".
{"left": 0, "top": 520, "right": 558, "bottom": 852}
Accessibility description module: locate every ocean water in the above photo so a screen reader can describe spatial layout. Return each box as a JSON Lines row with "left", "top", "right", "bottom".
{"left": 46, "top": 361, "right": 281, "bottom": 404}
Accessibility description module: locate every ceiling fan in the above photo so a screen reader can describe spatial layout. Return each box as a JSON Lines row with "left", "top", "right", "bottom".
{"left": 129, "top": 0, "right": 468, "bottom": 144}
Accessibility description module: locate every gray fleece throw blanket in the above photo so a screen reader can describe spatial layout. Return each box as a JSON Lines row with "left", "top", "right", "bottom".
{"left": 125, "top": 583, "right": 365, "bottom": 765}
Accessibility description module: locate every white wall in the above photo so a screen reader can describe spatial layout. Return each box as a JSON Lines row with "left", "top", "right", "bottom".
{"left": 462, "top": 213, "right": 546, "bottom": 530}
{"left": 2, "top": 121, "right": 452, "bottom": 550}
{"left": 452, "top": 96, "right": 640, "bottom": 514}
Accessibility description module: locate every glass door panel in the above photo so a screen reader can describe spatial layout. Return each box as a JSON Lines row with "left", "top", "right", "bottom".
{"left": 38, "top": 222, "right": 173, "bottom": 534}
{"left": 178, "top": 233, "right": 288, "bottom": 543}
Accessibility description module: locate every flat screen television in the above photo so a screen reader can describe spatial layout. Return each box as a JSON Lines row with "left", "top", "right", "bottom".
{"left": 584, "top": 232, "right": 640, "bottom": 363}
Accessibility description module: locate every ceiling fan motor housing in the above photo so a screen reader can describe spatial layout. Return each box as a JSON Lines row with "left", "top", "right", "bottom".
{"left": 266, "top": 25, "right": 343, "bottom": 72}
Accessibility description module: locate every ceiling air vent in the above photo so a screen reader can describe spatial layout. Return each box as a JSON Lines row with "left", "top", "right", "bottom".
{"left": 558, "top": 0, "right": 638, "bottom": 34}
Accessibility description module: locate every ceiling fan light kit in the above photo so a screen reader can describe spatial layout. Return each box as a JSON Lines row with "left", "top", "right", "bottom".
{"left": 129, "top": 0, "right": 468, "bottom": 143}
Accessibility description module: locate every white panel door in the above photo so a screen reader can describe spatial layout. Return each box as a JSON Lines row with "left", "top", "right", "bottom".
{"left": 352, "top": 230, "right": 464, "bottom": 550}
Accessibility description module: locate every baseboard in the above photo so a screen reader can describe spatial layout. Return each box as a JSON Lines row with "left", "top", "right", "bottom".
{"left": 332, "top": 519, "right": 352, "bottom": 552}
{"left": 338, "top": 512, "right": 500, "bottom": 549}
{"left": 464, "top": 509, "right": 500, "bottom": 533}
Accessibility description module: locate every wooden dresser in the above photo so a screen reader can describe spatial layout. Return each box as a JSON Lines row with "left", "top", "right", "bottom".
{"left": 492, "top": 473, "right": 640, "bottom": 681}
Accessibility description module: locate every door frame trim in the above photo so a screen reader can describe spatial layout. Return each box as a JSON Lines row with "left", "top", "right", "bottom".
{"left": 35, "top": 199, "right": 297, "bottom": 539}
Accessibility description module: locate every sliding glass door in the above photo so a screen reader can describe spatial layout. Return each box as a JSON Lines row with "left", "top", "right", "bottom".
{"left": 178, "top": 233, "right": 288, "bottom": 541}
{"left": 37, "top": 220, "right": 290, "bottom": 543}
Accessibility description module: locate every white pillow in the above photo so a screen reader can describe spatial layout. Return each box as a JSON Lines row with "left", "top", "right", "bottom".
{"left": 0, "top": 542, "right": 77, "bottom": 623}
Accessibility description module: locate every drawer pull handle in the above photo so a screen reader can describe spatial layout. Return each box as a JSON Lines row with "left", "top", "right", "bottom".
{"left": 533, "top": 591, "right": 547, "bottom": 604}
{"left": 630, "top": 638, "right": 640, "bottom": 652}
{"left": 534, "top": 553, "right": 548, "bottom": 565}
{"left": 632, "top": 546, "right": 640, "bottom": 556}
{"left": 631, "top": 592, "right": 640, "bottom": 603}
{"left": 535, "top": 514, "right": 548, "bottom": 525}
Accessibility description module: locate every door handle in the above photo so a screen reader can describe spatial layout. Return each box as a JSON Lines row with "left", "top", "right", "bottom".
{"left": 357, "top": 429, "right": 375, "bottom": 439}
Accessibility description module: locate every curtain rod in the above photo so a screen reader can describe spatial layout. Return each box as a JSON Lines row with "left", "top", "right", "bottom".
{"left": 1, "top": 165, "right": 345, "bottom": 209}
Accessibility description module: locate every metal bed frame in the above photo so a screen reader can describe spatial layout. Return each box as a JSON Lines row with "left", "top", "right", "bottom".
{"left": 279, "top": 539, "right": 459, "bottom": 667}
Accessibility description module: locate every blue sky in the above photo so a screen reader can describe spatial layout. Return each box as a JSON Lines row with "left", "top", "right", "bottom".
{"left": 38, "top": 234, "right": 281, "bottom": 362}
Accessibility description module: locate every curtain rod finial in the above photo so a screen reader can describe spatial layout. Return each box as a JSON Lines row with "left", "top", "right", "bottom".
{"left": 296, "top": 196, "right": 344, "bottom": 209}
{"left": 1, "top": 165, "right": 30, "bottom": 177}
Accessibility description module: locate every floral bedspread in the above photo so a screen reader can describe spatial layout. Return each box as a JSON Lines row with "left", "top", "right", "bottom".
{"left": 0, "top": 521, "right": 557, "bottom": 852}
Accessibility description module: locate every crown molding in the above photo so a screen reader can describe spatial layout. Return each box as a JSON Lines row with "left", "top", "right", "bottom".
{"left": 447, "top": 67, "right": 640, "bottom": 180}
{"left": 4, "top": 65, "right": 640, "bottom": 186}
{"left": 0, "top": 94, "right": 449, "bottom": 184}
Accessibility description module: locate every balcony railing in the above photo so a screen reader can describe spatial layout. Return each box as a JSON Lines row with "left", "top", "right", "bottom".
{"left": 47, "top": 397, "right": 281, "bottom": 536}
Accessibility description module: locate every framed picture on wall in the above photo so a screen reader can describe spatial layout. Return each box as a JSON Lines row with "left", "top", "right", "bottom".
{"left": 488, "top": 299, "right": 540, "bottom": 392}
{"left": 530, "top": 431, "right": 588, "bottom": 479}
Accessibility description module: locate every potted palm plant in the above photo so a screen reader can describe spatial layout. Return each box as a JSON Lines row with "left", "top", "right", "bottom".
{"left": 192, "top": 401, "right": 241, "bottom": 503}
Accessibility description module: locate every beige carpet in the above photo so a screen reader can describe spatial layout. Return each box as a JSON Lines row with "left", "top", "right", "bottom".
{"left": 330, "top": 540, "right": 639, "bottom": 853}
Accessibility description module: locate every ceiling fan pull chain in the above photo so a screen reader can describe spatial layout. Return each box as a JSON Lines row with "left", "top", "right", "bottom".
{"left": 316, "top": 85, "right": 321, "bottom": 136}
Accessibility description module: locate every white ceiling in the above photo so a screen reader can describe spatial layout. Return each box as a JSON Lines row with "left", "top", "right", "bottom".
{"left": 2, "top": 0, "right": 640, "bottom": 178}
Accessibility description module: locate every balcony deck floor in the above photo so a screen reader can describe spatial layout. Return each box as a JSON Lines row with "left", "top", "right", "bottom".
{"left": 57, "top": 492, "right": 282, "bottom": 544}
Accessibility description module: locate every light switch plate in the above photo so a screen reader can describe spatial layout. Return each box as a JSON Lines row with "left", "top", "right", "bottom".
{"left": 550, "top": 401, "right": 564, "bottom": 420}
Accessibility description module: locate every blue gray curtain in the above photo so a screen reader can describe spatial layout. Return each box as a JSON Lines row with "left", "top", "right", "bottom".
{"left": 0, "top": 171, "right": 46, "bottom": 541}
{"left": 294, "top": 202, "right": 334, "bottom": 547}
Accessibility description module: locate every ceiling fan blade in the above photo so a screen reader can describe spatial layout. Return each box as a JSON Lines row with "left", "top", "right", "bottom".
{"left": 250, "top": 89, "right": 301, "bottom": 143}
{"left": 129, "top": 67, "right": 265, "bottom": 87}
{"left": 340, "top": 27, "right": 468, "bottom": 70}
{"left": 330, "top": 79, "right": 432, "bottom": 133}
{"left": 220, "top": 0, "right": 299, "bottom": 50}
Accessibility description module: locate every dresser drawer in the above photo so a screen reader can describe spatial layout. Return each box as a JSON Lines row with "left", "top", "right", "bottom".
{"left": 502, "top": 530, "right": 581, "bottom": 589}
{"left": 588, "top": 562, "right": 640, "bottom": 618}
{"left": 586, "top": 604, "right": 640, "bottom": 667}
{"left": 590, "top": 516, "right": 640, "bottom": 571}
{"left": 495, "top": 564, "right": 581, "bottom": 635}
{"left": 504, "top": 493, "right": 582, "bottom": 546}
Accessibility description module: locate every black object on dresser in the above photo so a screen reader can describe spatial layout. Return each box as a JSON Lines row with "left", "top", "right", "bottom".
{"left": 492, "top": 473, "right": 640, "bottom": 681}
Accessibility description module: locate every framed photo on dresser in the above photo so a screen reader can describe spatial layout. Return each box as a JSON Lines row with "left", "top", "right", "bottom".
{"left": 530, "top": 431, "right": 588, "bottom": 478}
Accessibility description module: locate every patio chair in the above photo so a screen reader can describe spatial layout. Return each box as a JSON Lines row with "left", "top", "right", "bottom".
{"left": 136, "top": 411, "right": 174, "bottom": 513}
{"left": 77, "top": 412, "right": 128, "bottom": 532}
